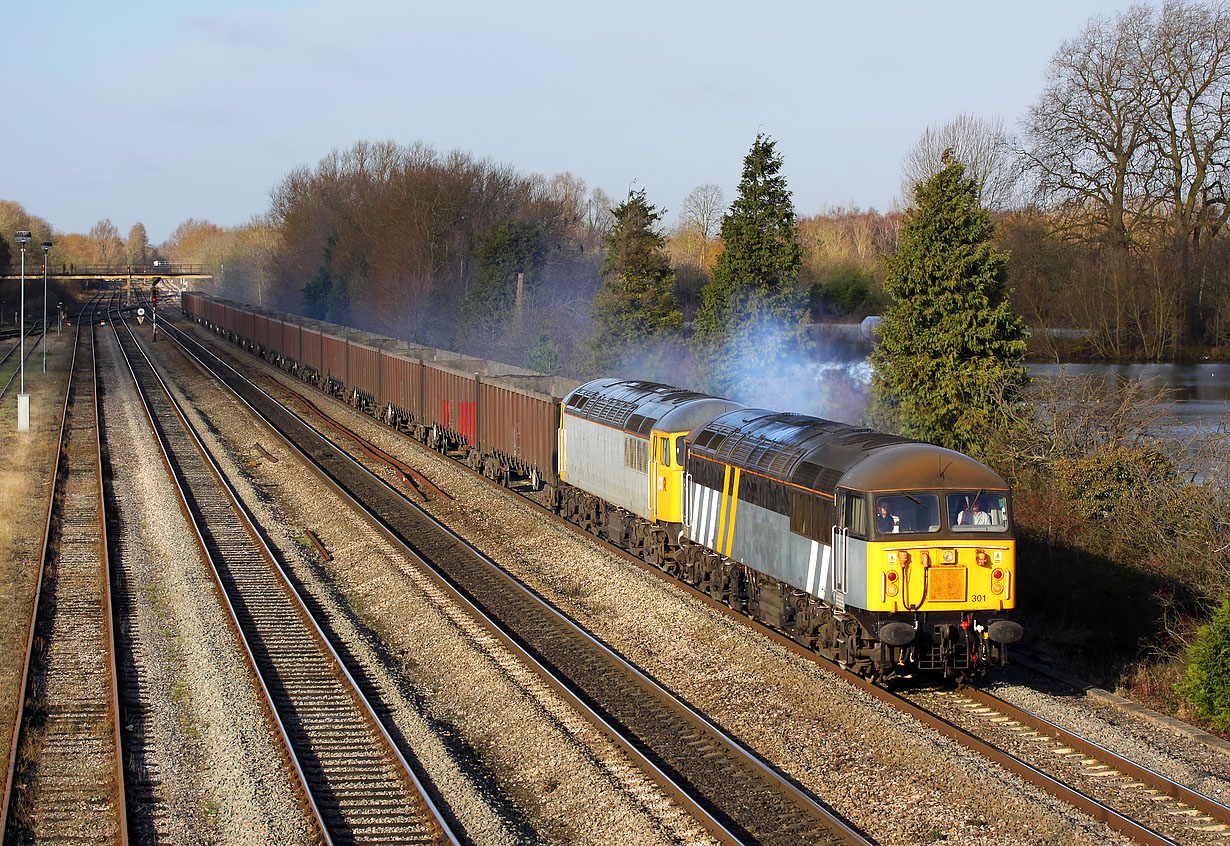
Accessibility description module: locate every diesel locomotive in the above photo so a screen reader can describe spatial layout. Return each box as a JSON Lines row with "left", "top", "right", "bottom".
{"left": 181, "top": 292, "right": 1022, "bottom": 680}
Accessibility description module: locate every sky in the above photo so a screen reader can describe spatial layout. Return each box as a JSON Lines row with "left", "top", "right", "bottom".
{"left": 3, "top": 0, "right": 1142, "bottom": 245}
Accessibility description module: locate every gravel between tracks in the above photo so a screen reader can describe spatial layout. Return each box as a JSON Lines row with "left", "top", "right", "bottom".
{"left": 99, "top": 327, "right": 316, "bottom": 844}
{"left": 989, "top": 663, "right": 1230, "bottom": 806}
{"left": 150, "top": 322, "right": 720, "bottom": 845}
{"left": 171, "top": 319, "right": 1160, "bottom": 846}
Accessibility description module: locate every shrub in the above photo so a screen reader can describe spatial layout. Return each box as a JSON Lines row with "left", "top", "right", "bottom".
{"left": 1051, "top": 447, "right": 1175, "bottom": 519}
{"left": 1177, "top": 597, "right": 1230, "bottom": 731}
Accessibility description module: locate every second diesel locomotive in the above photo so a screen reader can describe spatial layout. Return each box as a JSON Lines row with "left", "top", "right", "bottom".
{"left": 181, "top": 292, "right": 1022, "bottom": 680}
{"left": 557, "top": 378, "right": 1021, "bottom": 680}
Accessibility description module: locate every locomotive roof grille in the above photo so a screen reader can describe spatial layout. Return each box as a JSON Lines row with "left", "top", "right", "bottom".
{"left": 841, "top": 432, "right": 913, "bottom": 450}
{"left": 689, "top": 409, "right": 922, "bottom": 489}
{"left": 626, "top": 413, "right": 656, "bottom": 436}
{"left": 578, "top": 396, "right": 639, "bottom": 429}
{"left": 565, "top": 379, "right": 718, "bottom": 433}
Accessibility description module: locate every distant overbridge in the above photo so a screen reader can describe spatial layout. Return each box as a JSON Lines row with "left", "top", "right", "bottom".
{"left": 0, "top": 263, "right": 215, "bottom": 284}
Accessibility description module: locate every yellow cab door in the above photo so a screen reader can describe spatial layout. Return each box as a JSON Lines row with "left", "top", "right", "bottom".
{"left": 650, "top": 431, "right": 684, "bottom": 523}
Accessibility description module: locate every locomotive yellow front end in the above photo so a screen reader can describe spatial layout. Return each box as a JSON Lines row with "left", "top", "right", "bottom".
{"left": 863, "top": 487, "right": 1022, "bottom": 677}
{"left": 868, "top": 490, "right": 1015, "bottom": 614}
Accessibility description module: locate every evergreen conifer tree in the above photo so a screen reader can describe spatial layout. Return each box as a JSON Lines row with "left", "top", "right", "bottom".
{"left": 301, "top": 234, "right": 350, "bottom": 323}
{"left": 692, "top": 134, "right": 807, "bottom": 397}
{"left": 869, "top": 154, "right": 1028, "bottom": 455}
{"left": 1178, "top": 596, "right": 1230, "bottom": 731}
{"left": 585, "top": 190, "right": 682, "bottom": 375}
{"left": 459, "top": 221, "right": 546, "bottom": 352}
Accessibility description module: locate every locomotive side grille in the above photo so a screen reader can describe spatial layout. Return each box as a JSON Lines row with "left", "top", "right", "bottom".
{"left": 624, "top": 436, "right": 650, "bottom": 473}
{"left": 929, "top": 568, "right": 967, "bottom": 602}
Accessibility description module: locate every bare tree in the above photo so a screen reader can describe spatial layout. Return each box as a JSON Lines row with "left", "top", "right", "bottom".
{"left": 1023, "top": 1, "right": 1230, "bottom": 346}
{"left": 1022, "top": 5, "right": 1161, "bottom": 250}
{"left": 901, "top": 114, "right": 1019, "bottom": 210}
{"left": 547, "top": 171, "right": 588, "bottom": 229}
{"left": 586, "top": 187, "right": 615, "bottom": 236}
{"left": 1145, "top": 0, "right": 1230, "bottom": 342}
{"left": 679, "top": 183, "right": 726, "bottom": 266}
{"left": 127, "top": 222, "right": 150, "bottom": 267}
{"left": 89, "top": 219, "right": 123, "bottom": 266}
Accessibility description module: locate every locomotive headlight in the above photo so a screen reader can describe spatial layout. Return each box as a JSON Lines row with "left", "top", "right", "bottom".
{"left": 941, "top": 549, "right": 956, "bottom": 564}
{"left": 991, "top": 568, "right": 1005, "bottom": 594}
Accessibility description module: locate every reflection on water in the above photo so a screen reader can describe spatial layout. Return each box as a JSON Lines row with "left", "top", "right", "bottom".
{"left": 1027, "top": 363, "right": 1230, "bottom": 484}
{"left": 1028, "top": 362, "right": 1230, "bottom": 430}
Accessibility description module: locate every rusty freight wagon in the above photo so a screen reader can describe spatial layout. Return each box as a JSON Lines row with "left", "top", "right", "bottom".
{"left": 476, "top": 373, "right": 578, "bottom": 487}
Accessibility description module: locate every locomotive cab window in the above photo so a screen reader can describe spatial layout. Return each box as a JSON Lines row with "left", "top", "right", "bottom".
{"left": 837, "top": 490, "right": 867, "bottom": 538}
{"left": 659, "top": 435, "right": 671, "bottom": 466}
{"left": 676, "top": 437, "right": 687, "bottom": 466}
{"left": 874, "top": 493, "right": 940, "bottom": 536}
{"left": 948, "top": 492, "right": 1009, "bottom": 531}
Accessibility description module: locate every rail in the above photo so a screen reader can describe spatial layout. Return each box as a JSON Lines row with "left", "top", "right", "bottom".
{"left": 111, "top": 301, "right": 459, "bottom": 845}
{"left": 0, "top": 294, "right": 127, "bottom": 843}
{"left": 0, "top": 323, "right": 45, "bottom": 400}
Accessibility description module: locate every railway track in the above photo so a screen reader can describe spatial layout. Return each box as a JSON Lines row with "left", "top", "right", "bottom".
{"left": 108, "top": 305, "right": 458, "bottom": 844}
{"left": 1, "top": 298, "right": 127, "bottom": 843}
{"left": 152, "top": 301, "right": 874, "bottom": 845}
{"left": 900, "top": 684, "right": 1230, "bottom": 845}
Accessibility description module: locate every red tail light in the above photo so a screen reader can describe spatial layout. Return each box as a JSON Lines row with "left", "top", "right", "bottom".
{"left": 991, "top": 568, "right": 1005, "bottom": 594}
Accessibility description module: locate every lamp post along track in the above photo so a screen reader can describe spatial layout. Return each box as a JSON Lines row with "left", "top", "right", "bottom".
{"left": 108, "top": 306, "right": 458, "bottom": 845}
{"left": 1, "top": 296, "right": 127, "bottom": 844}
{"left": 154, "top": 303, "right": 873, "bottom": 846}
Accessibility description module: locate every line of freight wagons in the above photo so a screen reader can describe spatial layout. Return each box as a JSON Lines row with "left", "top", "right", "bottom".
{"left": 180, "top": 292, "right": 580, "bottom": 489}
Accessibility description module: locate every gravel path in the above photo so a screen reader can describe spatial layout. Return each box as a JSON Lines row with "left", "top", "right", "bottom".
{"left": 98, "top": 325, "right": 317, "bottom": 844}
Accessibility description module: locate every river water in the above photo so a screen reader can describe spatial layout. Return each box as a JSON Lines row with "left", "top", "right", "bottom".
{"left": 1027, "top": 362, "right": 1230, "bottom": 433}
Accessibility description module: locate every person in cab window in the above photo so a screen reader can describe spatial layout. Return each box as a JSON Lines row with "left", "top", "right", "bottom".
{"left": 876, "top": 502, "right": 898, "bottom": 533}
{"left": 959, "top": 497, "right": 992, "bottom": 526}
